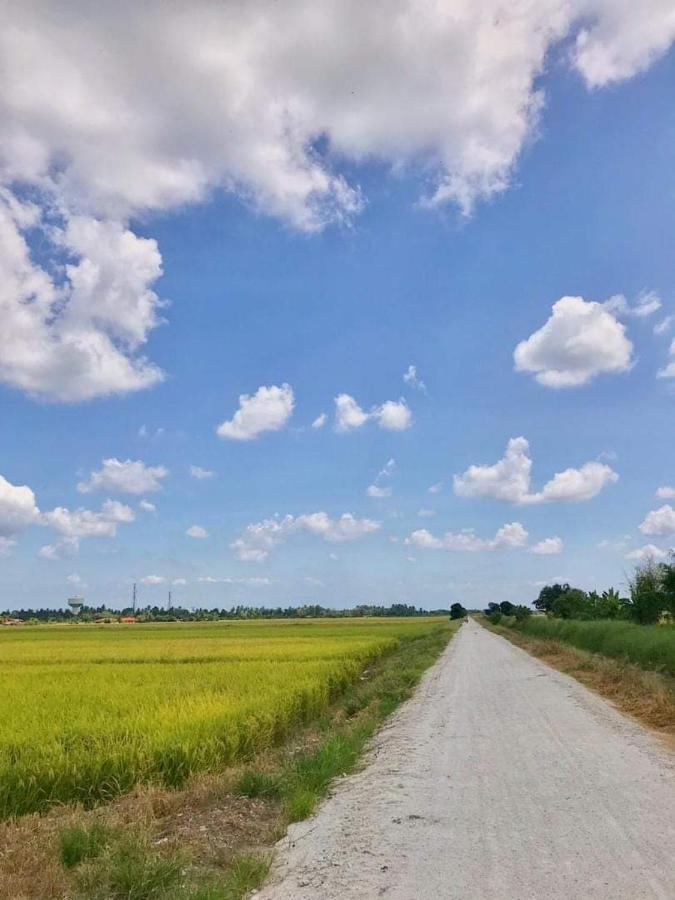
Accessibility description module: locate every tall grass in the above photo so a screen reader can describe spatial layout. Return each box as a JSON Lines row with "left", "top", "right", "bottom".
{"left": 507, "top": 616, "right": 675, "bottom": 676}
{"left": 0, "top": 618, "right": 446, "bottom": 818}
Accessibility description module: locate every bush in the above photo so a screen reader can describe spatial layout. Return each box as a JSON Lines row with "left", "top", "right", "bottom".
{"left": 449, "top": 603, "right": 467, "bottom": 620}
{"left": 60, "top": 822, "right": 113, "bottom": 868}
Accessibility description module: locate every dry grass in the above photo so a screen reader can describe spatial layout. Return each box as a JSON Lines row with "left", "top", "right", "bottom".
{"left": 487, "top": 623, "right": 675, "bottom": 739}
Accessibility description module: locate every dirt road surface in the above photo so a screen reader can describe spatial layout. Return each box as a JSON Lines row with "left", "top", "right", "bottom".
{"left": 258, "top": 619, "right": 674, "bottom": 900}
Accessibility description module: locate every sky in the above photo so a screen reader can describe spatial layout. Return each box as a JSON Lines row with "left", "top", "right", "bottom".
{"left": 2, "top": 1, "right": 675, "bottom": 611}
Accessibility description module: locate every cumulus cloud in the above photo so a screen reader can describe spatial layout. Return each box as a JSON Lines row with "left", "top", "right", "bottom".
{"left": 657, "top": 339, "right": 675, "bottom": 379}
{"left": 403, "top": 365, "right": 427, "bottom": 393}
{"left": 139, "top": 499, "right": 156, "bottom": 513}
{"left": 405, "top": 522, "right": 529, "bottom": 552}
{"left": 186, "top": 524, "right": 209, "bottom": 539}
{"left": 40, "top": 499, "right": 135, "bottom": 558}
{"left": 454, "top": 437, "right": 618, "bottom": 505}
{"left": 656, "top": 486, "right": 675, "bottom": 499}
{"left": 311, "top": 413, "right": 327, "bottom": 429}
{"left": 514, "top": 296, "right": 633, "bottom": 387}
{"left": 334, "top": 394, "right": 411, "bottom": 432}
{"left": 78, "top": 458, "right": 168, "bottom": 494}
{"left": 1, "top": 4, "right": 671, "bottom": 402}
{"left": 654, "top": 315, "right": 674, "bottom": 336}
{"left": 0, "top": 473, "right": 41, "bottom": 537}
{"left": 232, "top": 511, "right": 380, "bottom": 561}
{"left": 625, "top": 544, "right": 669, "bottom": 561}
{"left": 189, "top": 465, "right": 214, "bottom": 480}
{"left": 140, "top": 574, "right": 165, "bottom": 585}
{"left": 198, "top": 576, "right": 271, "bottom": 586}
{"left": 639, "top": 504, "right": 675, "bottom": 536}
{"left": 529, "top": 536, "right": 564, "bottom": 555}
{"left": 366, "top": 458, "right": 396, "bottom": 498}
{"left": 217, "top": 384, "right": 294, "bottom": 441}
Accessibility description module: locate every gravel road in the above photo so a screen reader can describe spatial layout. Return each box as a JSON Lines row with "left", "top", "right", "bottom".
{"left": 258, "top": 619, "right": 675, "bottom": 900}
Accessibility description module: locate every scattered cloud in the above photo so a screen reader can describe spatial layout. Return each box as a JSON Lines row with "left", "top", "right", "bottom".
{"left": 0, "top": 537, "right": 17, "bottom": 556}
{"left": 189, "top": 465, "right": 214, "bottom": 480}
{"left": 656, "top": 338, "right": 675, "bottom": 379}
{"left": 78, "top": 458, "right": 168, "bottom": 495}
{"left": 232, "top": 511, "right": 380, "bottom": 562}
{"left": 304, "top": 576, "right": 325, "bottom": 588}
{"left": 656, "top": 486, "right": 675, "bottom": 499}
{"left": 514, "top": 296, "right": 633, "bottom": 387}
{"left": 529, "top": 536, "right": 564, "bottom": 555}
{"left": 654, "top": 315, "right": 674, "bottom": 336}
{"left": 417, "top": 509, "right": 436, "bottom": 518}
{"left": 217, "top": 384, "right": 294, "bottom": 441}
{"left": 403, "top": 364, "right": 427, "bottom": 393}
{"left": 454, "top": 437, "right": 618, "bottom": 505}
{"left": 172, "top": 577, "right": 187, "bottom": 586}
{"left": 428, "top": 482, "right": 444, "bottom": 494}
{"left": 311, "top": 413, "right": 327, "bottom": 429}
{"left": 405, "top": 522, "right": 529, "bottom": 552}
{"left": 139, "top": 499, "right": 156, "bottom": 513}
{"left": 1, "top": 5, "right": 674, "bottom": 403}
{"left": 603, "top": 291, "right": 661, "bottom": 318}
{"left": 366, "top": 485, "right": 392, "bottom": 499}
{"left": 639, "top": 504, "right": 675, "bottom": 536}
{"left": 186, "top": 524, "right": 209, "bottom": 539}
{"left": 140, "top": 574, "right": 165, "bottom": 585}
{"left": 334, "top": 395, "right": 411, "bottom": 432}
{"left": 625, "top": 544, "right": 669, "bottom": 561}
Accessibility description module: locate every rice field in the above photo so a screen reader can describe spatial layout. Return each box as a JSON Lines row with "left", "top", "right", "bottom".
{"left": 0, "top": 617, "right": 447, "bottom": 818}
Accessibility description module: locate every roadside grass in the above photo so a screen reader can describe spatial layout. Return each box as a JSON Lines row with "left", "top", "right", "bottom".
{"left": 0, "top": 620, "right": 457, "bottom": 900}
{"left": 502, "top": 616, "right": 675, "bottom": 676}
{"left": 481, "top": 618, "right": 675, "bottom": 735}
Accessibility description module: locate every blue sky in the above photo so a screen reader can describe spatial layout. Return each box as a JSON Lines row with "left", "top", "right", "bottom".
{"left": 2, "top": 3, "right": 675, "bottom": 610}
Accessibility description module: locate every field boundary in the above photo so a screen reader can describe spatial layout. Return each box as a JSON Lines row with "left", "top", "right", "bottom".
{"left": 479, "top": 617, "right": 674, "bottom": 738}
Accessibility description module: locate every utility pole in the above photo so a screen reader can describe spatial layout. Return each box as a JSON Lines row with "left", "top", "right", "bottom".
{"left": 132, "top": 582, "right": 137, "bottom": 615}
{"left": 167, "top": 590, "right": 172, "bottom": 611}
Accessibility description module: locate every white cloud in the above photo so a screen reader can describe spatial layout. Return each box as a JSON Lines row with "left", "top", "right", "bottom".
{"left": 172, "top": 577, "right": 187, "bottom": 586}
{"left": 334, "top": 394, "right": 411, "bottom": 432}
{"left": 311, "top": 413, "right": 327, "bottom": 429}
{"left": 656, "top": 486, "right": 675, "bottom": 499}
{"left": 140, "top": 574, "right": 165, "bottom": 585}
{"left": 0, "top": 3, "right": 672, "bottom": 404}
{"left": 232, "top": 511, "right": 380, "bottom": 561}
{"left": 374, "top": 399, "right": 412, "bottom": 431}
{"left": 139, "top": 499, "right": 156, "bottom": 513}
{"left": 573, "top": 3, "right": 675, "bottom": 88}
{"left": 514, "top": 296, "right": 633, "bottom": 387}
{"left": 603, "top": 291, "right": 662, "bottom": 318}
{"left": 454, "top": 437, "right": 618, "bottom": 505}
{"left": 334, "top": 394, "right": 370, "bottom": 433}
{"left": 43, "top": 499, "right": 135, "bottom": 539}
{"left": 66, "top": 573, "right": 85, "bottom": 588}
{"left": 78, "top": 458, "right": 168, "bottom": 494}
{"left": 189, "top": 465, "right": 214, "bottom": 480}
{"left": 0, "top": 199, "right": 165, "bottom": 402}
{"left": 657, "top": 338, "right": 675, "bottom": 379}
{"left": 405, "top": 521, "right": 529, "bottom": 552}
{"left": 626, "top": 544, "right": 669, "bottom": 561}
{"left": 530, "top": 536, "right": 564, "bottom": 555}
{"left": 403, "top": 365, "right": 427, "bottom": 393}
{"left": 428, "top": 482, "right": 443, "bottom": 494}
{"left": 217, "top": 384, "right": 294, "bottom": 441}
{"left": 0, "top": 473, "right": 41, "bottom": 537}
{"left": 639, "top": 504, "right": 675, "bottom": 536}
{"left": 186, "top": 524, "right": 209, "bottom": 539}
{"left": 654, "top": 315, "right": 674, "bottom": 336}
{"left": 366, "top": 485, "right": 392, "bottom": 499}
{"left": 304, "top": 576, "right": 325, "bottom": 588}
{"left": 367, "top": 458, "right": 397, "bottom": 497}
{"left": 417, "top": 509, "right": 436, "bottom": 518}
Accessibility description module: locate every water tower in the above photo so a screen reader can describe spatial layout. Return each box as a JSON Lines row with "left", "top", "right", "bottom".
{"left": 67, "top": 597, "right": 84, "bottom": 615}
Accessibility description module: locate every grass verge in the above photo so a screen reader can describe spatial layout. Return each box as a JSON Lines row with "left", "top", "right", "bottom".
{"left": 481, "top": 618, "right": 674, "bottom": 736}
{"left": 0, "top": 620, "right": 457, "bottom": 900}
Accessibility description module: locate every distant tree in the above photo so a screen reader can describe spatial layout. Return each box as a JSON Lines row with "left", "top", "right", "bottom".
{"left": 513, "top": 605, "right": 532, "bottom": 621}
{"left": 483, "top": 602, "right": 500, "bottom": 617}
{"left": 499, "top": 601, "right": 516, "bottom": 616}
{"left": 450, "top": 602, "right": 467, "bottom": 620}
{"left": 534, "top": 583, "right": 569, "bottom": 612}
{"left": 628, "top": 560, "right": 666, "bottom": 625}
{"left": 551, "top": 588, "right": 589, "bottom": 620}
